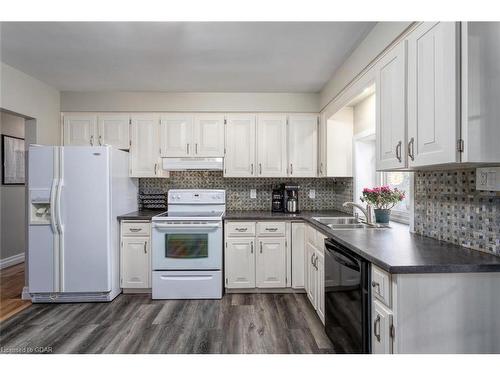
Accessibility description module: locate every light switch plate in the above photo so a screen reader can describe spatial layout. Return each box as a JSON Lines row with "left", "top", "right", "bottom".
{"left": 476, "top": 167, "right": 500, "bottom": 191}
{"left": 250, "top": 189, "right": 257, "bottom": 199}
{"left": 309, "top": 189, "right": 316, "bottom": 199}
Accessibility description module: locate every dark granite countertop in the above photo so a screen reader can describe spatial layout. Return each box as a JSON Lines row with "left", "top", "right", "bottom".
{"left": 117, "top": 209, "right": 165, "bottom": 221}
{"left": 224, "top": 210, "right": 500, "bottom": 274}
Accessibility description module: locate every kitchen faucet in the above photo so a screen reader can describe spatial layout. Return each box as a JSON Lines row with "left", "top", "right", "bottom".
{"left": 343, "top": 202, "right": 374, "bottom": 225}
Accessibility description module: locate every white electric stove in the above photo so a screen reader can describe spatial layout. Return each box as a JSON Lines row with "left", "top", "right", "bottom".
{"left": 151, "top": 189, "right": 225, "bottom": 299}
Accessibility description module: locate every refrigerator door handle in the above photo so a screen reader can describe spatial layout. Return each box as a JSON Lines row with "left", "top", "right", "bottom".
{"left": 49, "top": 179, "right": 58, "bottom": 234}
{"left": 56, "top": 180, "right": 63, "bottom": 234}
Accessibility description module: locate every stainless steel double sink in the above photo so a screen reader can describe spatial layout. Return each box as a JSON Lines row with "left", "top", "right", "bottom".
{"left": 312, "top": 216, "right": 374, "bottom": 230}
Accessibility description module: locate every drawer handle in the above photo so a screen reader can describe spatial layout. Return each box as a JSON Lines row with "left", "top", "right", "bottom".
{"left": 265, "top": 227, "right": 278, "bottom": 232}
{"left": 371, "top": 281, "right": 381, "bottom": 294}
{"left": 129, "top": 228, "right": 143, "bottom": 232}
{"left": 235, "top": 228, "right": 248, "bottom": 232}
{"left": 374, "top": 314, "right": 381, "bottom": 342}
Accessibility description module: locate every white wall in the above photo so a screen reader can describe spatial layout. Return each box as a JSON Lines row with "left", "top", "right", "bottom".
{"left": 0, "top": 62, "right": 61, "bottom": 145}
{"left": 320, "top": 22, "right": 412, "bottom": 110}
{"left": 353, "top": 93, "right": 375, "bottom": 135}
{"left": 0, "top": 112, "right": 25, "bottom": 261}
{"left": 60, "top": 91, "right": 320, "bottom": 113}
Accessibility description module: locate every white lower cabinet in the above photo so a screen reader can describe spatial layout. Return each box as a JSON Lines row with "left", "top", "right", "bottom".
{"left": 256, "top": 237, "right": 286, "bottom": 288}
{"left": 304, "top": 224, "right": 325, "bottom": 324}
{"left": 316, "top": 250, "right": 325, "bottom": 323}
{"left": 291, "top": 222, "right": 305, "bottom": 289}
{"left": 305, "top": 242, "right": 317, "bottom": 306}
{"left": 372, "top": 299, "right": 393, "bottom": 354}
{"left": 120, "top": 221, "right": 151, "bottom": 289}
{"left": 225, "top": 238, "right": 256, "bottom": 289}
{"left": 224, "top": 221, "right": 290, "bottom": 290}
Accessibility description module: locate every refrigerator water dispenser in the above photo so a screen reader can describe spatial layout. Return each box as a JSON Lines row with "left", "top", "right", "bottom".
{"left": 30, "top": 188, "right": 52, "bottom": 224}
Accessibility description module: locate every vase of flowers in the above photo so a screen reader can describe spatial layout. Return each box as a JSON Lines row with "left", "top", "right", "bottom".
{"left": 361, "top": 186, "right": 406, "bottom": 224}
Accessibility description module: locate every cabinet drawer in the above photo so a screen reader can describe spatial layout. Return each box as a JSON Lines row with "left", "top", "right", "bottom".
{"left": 372, "top": 265, "right": 391, "bottom": 307}
{"left": 225, "top": 221, "right": 256, "bottom": 237}
{"left": 257, "top": 221, "right": 286, "bottom": 237}
{"left": 122, "top": 221, "right": 151, "bottom": 236}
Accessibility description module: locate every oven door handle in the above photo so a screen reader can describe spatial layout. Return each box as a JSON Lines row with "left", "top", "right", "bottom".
{"left": 152, "top": 223, "right": 221, "bottom": 229}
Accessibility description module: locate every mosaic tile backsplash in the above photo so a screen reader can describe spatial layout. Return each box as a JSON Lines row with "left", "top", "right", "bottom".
{"left": 139, "top": 171, "right": 353, "bottom": 214}
{"left": 414, "top": 169, "right": 500, "bottom": 255}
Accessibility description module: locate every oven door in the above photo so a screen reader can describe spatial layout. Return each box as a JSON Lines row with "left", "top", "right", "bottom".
{"left": 152, "top": 221, "right": 222, "bottom": 270}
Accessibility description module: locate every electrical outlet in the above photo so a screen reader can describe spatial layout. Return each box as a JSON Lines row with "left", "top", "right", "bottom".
{"left": 476, "top": 167, "right": 500, "bottom": 191}
{"left": 309, "top": 189, "right": 316, "bottom": 199}
{"left": 250, "top": 189, "right": 257, "bottom": 199}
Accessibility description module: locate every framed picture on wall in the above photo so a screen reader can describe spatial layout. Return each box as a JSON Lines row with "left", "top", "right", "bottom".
{"left": 1, "top": 134, "right": 25, "bottom": 185}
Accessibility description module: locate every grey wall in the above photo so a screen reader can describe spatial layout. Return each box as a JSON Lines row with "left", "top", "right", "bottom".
{"left": 414, "top": 169, "right": 500, "bottom": 256}
{"left": 1, "top": 62, "right": 61, "bottom": 145}
{"left": 320, "top": 22, "right": 412, "bottom": 110}
{"left": 0, "top": 112, "right": 26, "bottom": 261}
{"left": 139, "top": 171, "right": 353, "bottom": 214}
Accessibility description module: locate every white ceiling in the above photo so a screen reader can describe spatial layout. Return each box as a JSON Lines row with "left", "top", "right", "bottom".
{"left": 1, "top": 22, "right": 375, "bottom": 92}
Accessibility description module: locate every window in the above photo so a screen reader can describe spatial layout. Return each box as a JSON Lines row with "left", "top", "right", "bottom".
{"left": 380, "top": 172, "right": 411, "bottom": 224}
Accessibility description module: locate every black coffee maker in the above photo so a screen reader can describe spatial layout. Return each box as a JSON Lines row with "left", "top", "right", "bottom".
{"left": 271, "top": 187, "right": 284, "bottom": 212}
{"left": 283, "top": 184, "right": 300, "bottom": 213}
{"left": 272, "top": 184, "right": 300, "bottom": 213}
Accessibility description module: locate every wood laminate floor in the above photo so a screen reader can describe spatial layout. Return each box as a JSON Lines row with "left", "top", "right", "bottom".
{"left": 0, "top": 292, "right": 334, "bottom": 354}
{"left": 0, "top": 263, "right": 31, "bottom": 323}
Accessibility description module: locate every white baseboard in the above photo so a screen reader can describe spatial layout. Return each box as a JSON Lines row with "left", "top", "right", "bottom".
{"left": 0, "top": 253, "right": 25, "bottom": 270}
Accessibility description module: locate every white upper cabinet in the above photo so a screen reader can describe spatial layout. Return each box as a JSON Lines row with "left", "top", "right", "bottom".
{"left": 224, "top": 114, "right": 257, "bottom": 177}
{"left": 318, "top": 113, "right": 327, "bottom": 177}
{"left": 63, "top": 114, "right": 97, "bottom": 146}
{"left": 193, "top": 114, "right": 225, "bottom": 157}
{"left": 256, "top": 237, "right": 286, "bottom": 288}
{"left": 462, "top": 22, "right": 500, "bottom": 163}
{"left": 376, "top": 41, "right": 407, "bottom": 170}
{"left": 287, "top": 114, "right": 318, "bottom": 177}
{"left": 97, "top": 114, "right": 130, "bottom": 149}
{"left": 160, "top": 114, "right": 193, "bottom": 157}
{"left": 256, "top": 114, "right": 287, "bottom": 177}
{"left": 407, "top": 22, "right": 459, "bottom": 167}
{"left": 130, "top": 114, "right": 164, "bottom": 178}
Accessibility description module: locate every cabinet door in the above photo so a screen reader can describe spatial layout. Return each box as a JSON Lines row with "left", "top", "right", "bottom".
{"left": 305, "top": 242, "right": 317, "bottom": 307}
{"left": 291, "top": 222, "right": 305, "bottom": 289}
{"left": 121, "top": 237, "right": 151, "bottom": 288}
{"left": 256, "top": 114, "right": 287, "bottom": 177}
{"left": 287, "top": 114, "right": 318, "bottom": 177}
{"left": 318, "top": 113, "right": 327, "bottom": 177}
{"left": 193, "top": 114, "right": 225, "bottom": 157}
{"left": 316, "top": 249, "right": 325, "bottom": 324}
{"left": 160, "top": 114, "right": 193, "bottom": 157}
{"left": 407, "top": 22, "right": 459, "bottom": 167}
{"left": 97, "top": 114, "right": 130, "bottom": 149}
{"left": 225, "top": 238, "right": 255, "bottom": 289}
{"left": 256, "top": 237, "right": 286, "bottom": 288}
{"left": 376, "top": 41, "right": 407, "bottom": 170}
{"left": 130, "top": 115, "right": 160, "bottom": 177}
{"left": 63, "top": 114, "right": 97, "bottom": 146}
{"left": 372, "top": 300, "right": 393, "bottom": 354}
{"left": 224, "top": 114, "right": 256, "bottom": 177}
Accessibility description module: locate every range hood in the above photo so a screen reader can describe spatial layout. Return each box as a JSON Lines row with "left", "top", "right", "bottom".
{"left": 162, "top": 157, "right": 224, "bottom": 171}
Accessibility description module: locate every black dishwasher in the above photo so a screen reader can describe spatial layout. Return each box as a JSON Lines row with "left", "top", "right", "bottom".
{"left": 324, "top": 238, "right": 371, "bottom": 353}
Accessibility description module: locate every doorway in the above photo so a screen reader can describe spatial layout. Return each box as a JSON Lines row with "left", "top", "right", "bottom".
{"left": 0, "top": 109, "right": 36, "bottom": 320}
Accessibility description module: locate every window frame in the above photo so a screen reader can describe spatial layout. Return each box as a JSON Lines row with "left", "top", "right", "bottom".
{"left": 377, "top": 171, "right": 412, "bottom": 225}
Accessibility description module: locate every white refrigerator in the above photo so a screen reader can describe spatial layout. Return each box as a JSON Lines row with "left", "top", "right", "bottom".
{"left": 28, "top": 145, "right": 138, "bottom": 302}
